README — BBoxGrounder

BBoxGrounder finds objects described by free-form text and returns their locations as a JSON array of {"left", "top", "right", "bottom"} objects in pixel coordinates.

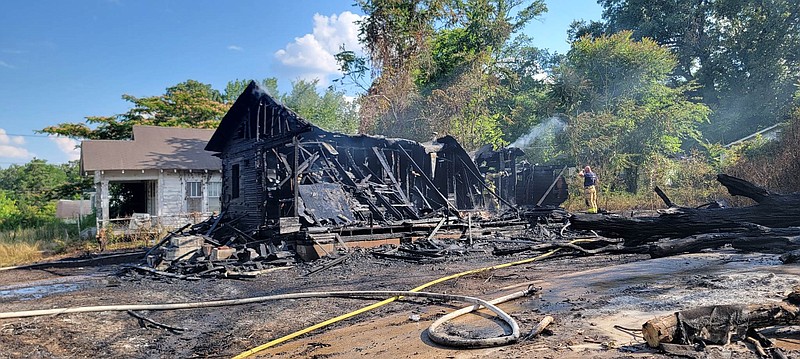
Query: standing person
[{"left": 578, "top": 166, "right": 598, "bottom": 213}]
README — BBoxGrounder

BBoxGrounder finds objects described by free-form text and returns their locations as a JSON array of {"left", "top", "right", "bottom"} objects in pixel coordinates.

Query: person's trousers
[{"left": 584, "top": 185, "right": 597, "bottom": 213}]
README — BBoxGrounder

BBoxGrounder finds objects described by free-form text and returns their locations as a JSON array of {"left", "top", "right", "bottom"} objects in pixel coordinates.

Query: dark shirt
[{"left": 583, "top": 172, "right": 597, "bottom": 187}]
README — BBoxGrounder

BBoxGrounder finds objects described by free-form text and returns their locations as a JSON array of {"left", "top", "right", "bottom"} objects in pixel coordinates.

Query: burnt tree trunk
[
  {"left": 571, "top": 174, "right": 800, "bottom": 245},
  {"left": 648, "top": 227, "right": 800, "bottom": 258},
  {"left": 642, "top": 290, "right": 800, "bottom": 347}
]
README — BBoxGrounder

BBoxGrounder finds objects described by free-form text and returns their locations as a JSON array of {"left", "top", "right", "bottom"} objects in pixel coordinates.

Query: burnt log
[
  {"left": 642, "top": 290, "right": 800, "bottom": 348},
  {"left": 571, "top": 174, "right": 800, "bottom": 245},
  {"left": 648, "top": 228, "right": 800, "bottom": 258}
]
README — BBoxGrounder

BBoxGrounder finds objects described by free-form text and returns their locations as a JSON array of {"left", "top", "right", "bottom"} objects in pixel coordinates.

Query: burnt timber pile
[
  {"left": 196, "top": 81, "right": 566, "bottom": 260},
  {"left": 569, "top": 174, "right": 800, "bottom": 259}
]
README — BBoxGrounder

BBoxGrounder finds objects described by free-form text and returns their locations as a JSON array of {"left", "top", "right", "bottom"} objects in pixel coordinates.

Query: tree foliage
[
  {"left": 41, "top": 80, "right": 232, "bottom": 140},
  {"left": 553, "top": 32, "right": 710, "bottom": 192},
  {"left": 41, "top": 78, "right": 358, "bottom": 140},
  {"left": 0, "top": 159, "right": 89, "bottom": 229},
  {"left": 281, "top": 79, "right": 359, "bottom": 134},
  {"left": 346, "top": 0, "right": 548, "bottom": 149},
  {"left": 575, "top": 0, "right": 800, "bottom": 143},
  {"left": 0, "top": 191, "right": 20, "bottom": 228},
  {"left": 725, "top": 105, "right": 800, "bottom": 192}
]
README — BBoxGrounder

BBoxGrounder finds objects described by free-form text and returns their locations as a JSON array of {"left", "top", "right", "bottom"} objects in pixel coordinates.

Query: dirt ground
[{"left": 1, "top": 246, "right": 799, "bottom": 358}]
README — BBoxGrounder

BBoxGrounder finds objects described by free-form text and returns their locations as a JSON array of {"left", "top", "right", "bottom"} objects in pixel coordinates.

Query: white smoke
[{"left": 509, "top": 117, "right": 566, "bottom": 149}]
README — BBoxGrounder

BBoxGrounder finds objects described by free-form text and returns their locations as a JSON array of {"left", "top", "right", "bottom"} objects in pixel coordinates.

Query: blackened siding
[{"left": 220, "top": 126, "right": 266, "bottom": 231}]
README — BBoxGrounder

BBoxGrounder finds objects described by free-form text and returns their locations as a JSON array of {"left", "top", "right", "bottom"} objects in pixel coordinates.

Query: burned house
[
  {"left": 81, "top": 126, "right": 222, "bottom": 233},
  {"left": 204, "top": 81, "right": 512, "bottom": 245},
  {"left": 473, "top": 145, "right": 568, "bottom": 209}
]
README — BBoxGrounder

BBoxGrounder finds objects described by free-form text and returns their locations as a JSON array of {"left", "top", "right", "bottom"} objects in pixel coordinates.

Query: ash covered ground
[{"left": 1, "top": 238, "right": 799, "bottom": 359}]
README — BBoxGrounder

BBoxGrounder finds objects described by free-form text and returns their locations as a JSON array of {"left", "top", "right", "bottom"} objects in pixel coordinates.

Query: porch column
[{"left": 95, "top": 173, "right": 109, "bottom": 229}]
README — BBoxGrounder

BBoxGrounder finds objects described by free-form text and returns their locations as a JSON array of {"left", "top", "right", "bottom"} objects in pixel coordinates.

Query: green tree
[
  {"left": 282, "top": 79, "right": 359, "bottom": 134},
  {"left": 40, "top": 80, "right": 238, "bottom": 140},
  {"left": 344, "top": 0, "right": 547, "bottom": 149},
  {"left": 0, "top": 159, "right": 85, "bottom": 228},
  {"left": 223, "top": 78, "right": 280, "bottom": 104},
  {"left": 0, "top": 191, "right": 20, "bottom": 228},
  {"left": 576, "top": 0, "right": 800, "bottom": 143},
  {"left": 42, "top": 78, "right": 356, "bottom": 139},
  {"left": 492, "top": 35, "right": 561, "bottom": 145},
  {"left": 553, "top": 32, "right": 710, "bottom": 192}
]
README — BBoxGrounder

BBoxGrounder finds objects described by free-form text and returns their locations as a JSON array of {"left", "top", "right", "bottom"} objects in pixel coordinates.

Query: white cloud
[
  {"left": 0, "top": 60, "right": 15, "bottom": 69},
  {"left": 0, "top": 145, "right": 31, "bottom": 158},
  {"left": 49, "top": 135, "right": 80, "bottom": 161},
  {"left": 274, "top": 11, "right": 365, "bottom": 84},
  {"left": 227, "top": 45, "right": 243, "bottom": 51},
  {"left": 0, "top": 129, "right": 31, "bottom": 159}
]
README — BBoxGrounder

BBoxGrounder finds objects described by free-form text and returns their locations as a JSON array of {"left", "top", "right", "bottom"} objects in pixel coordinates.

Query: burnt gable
[{"left": 205, "top": 80, "right": 312, "bottom": 153}]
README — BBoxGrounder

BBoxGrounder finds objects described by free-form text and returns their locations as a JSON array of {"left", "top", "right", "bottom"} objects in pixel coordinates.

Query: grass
[
  {"left": 0, "top": 220, "right": 97, "bottom": 267},
  {"left": 0, "top": 229, "right": 159, "bottom": 268},
  {"left": 0, "top": 241, "right": 44, "bottom": 267}
]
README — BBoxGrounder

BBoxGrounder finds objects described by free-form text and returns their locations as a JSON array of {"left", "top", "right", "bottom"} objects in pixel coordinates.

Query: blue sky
[{"left": 0, "top": 0, "right": 601, "bottom": 167}]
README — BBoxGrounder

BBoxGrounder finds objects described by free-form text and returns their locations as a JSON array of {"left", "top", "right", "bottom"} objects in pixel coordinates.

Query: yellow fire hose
[{"left": 233, "top": 239, "right": 593, "bottom": 358}]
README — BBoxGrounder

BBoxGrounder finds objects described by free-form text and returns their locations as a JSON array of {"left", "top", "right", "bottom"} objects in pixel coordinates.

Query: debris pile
[
  {"left": 134, "top": 208, "right": 579, "bottom": 278},
  {"left": 133, "top": 214, "right": 295, "bottom": 279}
]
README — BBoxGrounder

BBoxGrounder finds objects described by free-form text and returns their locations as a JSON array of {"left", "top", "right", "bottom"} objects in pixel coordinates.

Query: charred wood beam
[
  {"left": 413, "top": 185, "right": 433, "bottom": 209},
  {"left": 228, "top": 225, "right": 258, "bottom": 243},
  {"left": 492, "top": 242, "right": 641, "bottom": 256},
  {"left": 355, "top": 193, "right": 388, "bottom": 222},
  {"left": 397, "top": 145, "right": 461, "bottom": 217},
  {"left": 358, "top": 160, "right": 387, "bottom": 186},
  {"left": 373, "top": 191, "right": 405, "bottom": 220},
  {"left": 371, "top": 250, "right": 444, "bottom": 263},
  {"left": 304, "top": 251, "right": 355, "bottom": 276},
  {"left": 205, "top": 211, "right": 225, "bottom": 237},
  {"left": 461, "top": 166, "right": 478, "bottom": 208},
  {"left": 371, "top": 147, "right": 412, "bottom": 205},
  {"left": 571, "top": 211, "right": 746, "bottom": 245},
  {"left": 456, "top": 156, "right": 518, "bottom": 213},
  {"left": 127, "top": 265, "right": 200, "bottom": 280},
  {"left": 293, "top": 142, "right": 313, "bottom": 157},
  {"left": 342, "top": 149, "right": 369, "bottom": 182},
  {"left": 570, "top": 181, "right": 800, "bottom": 245},
  {"left": 647, "top": 228, "right": 800, "bottom": 258},
  {"left": 425, "top": 217, "right": 447, "bottom": 241},
  {"left": 293, "top": 136, "right": 300, "bottom": 217},
  {"left": 397, "top": 247, "right": 444, "bottom": 258},
  {"left": 535, "top": 166, "right": 567, "bottom": 207},
  {"left": 653, "top": 186, "right": 675, "bottom": 208},
  {"left": 571, "top": 175, "right": 800, "bottom": 244},
  {"left": 780, "top": 249, "right": 800, "bottom": 264},
  {"left": 272, "top": 148, "right": 293, "bottom": 178},
  {"left": 386, "top": 191, "right": 420, "bottom": 219},
  {"left": 322, "top": 147, "right": 359, "bottom": 188},
  {"left": 295, "top": 153, "right": 320, "bottom": 176},
  {"left": 344, "top": 149, "right": 384, "bottom": 184},
  {"left": 127, "top": 310, "right": 187, "bottom": 333},
  {"left": 718, "top": 174, "right": 773, "bottom": 203}
]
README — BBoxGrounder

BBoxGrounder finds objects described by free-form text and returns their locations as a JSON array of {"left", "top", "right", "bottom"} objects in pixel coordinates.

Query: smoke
[{"left": 509, "top": 117, "right": 566, "bottom": 149}]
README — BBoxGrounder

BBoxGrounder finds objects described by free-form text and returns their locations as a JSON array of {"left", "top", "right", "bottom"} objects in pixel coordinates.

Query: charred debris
[{"left": 136, "top": 81, "right": 571, "bottom": 278}]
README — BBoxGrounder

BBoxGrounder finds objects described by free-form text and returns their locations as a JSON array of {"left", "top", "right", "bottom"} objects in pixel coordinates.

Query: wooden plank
[{"left": 371, "top": 147, "right": 412, "bottom": 204}]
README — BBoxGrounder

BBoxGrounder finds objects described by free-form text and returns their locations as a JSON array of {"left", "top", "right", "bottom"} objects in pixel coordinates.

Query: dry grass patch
[{"left": 0, "top": 241, "right": 44, "bottom": 266}]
